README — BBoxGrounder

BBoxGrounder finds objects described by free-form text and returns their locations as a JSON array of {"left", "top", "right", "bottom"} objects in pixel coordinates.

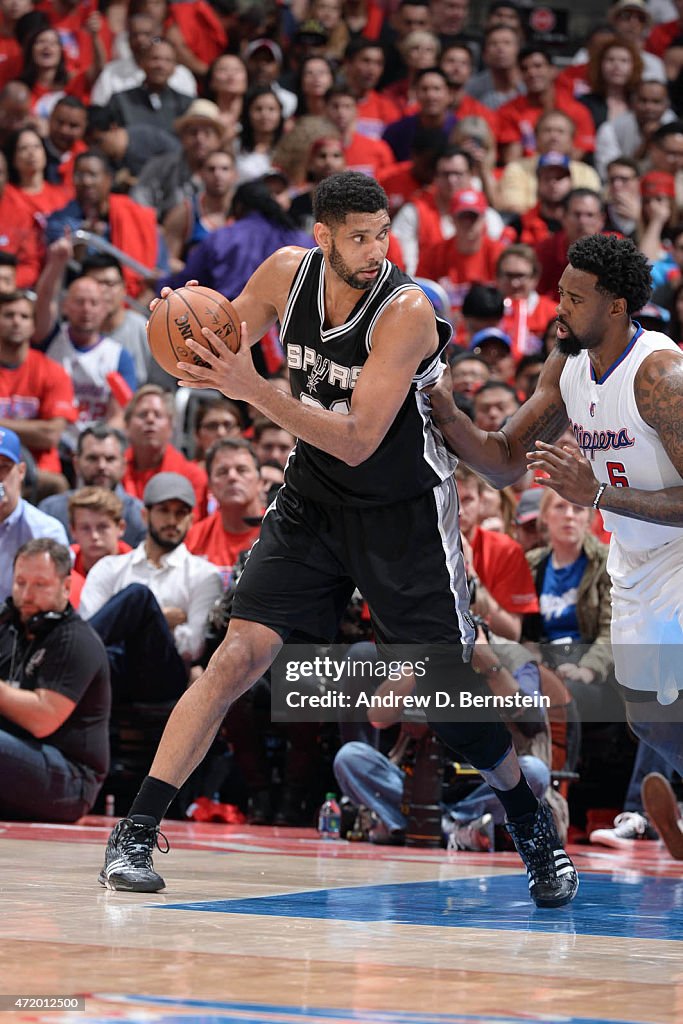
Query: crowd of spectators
[{"left": 0, "top": 0, "right": 680, "bottom": 848}]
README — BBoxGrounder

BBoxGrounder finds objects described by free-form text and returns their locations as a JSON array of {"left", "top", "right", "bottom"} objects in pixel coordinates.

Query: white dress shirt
[
  {"left": 90, "top": 58, "right": 198, "bottom": 107},
  {"left": 79, "top": 542, "right": 223, "bottom": 660}
]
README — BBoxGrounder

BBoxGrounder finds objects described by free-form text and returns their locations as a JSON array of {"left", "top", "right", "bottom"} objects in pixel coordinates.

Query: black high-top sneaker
[
  {"left": 506, "top": 801, "right": 579, "bottom": 908},
  {"left": 98, "top": 816, "right": 169, "bottom": 892}
]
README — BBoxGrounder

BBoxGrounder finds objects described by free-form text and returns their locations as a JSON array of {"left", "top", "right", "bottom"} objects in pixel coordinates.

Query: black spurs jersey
[{"left": 281, "top": 248, "right": 455, "bottom": 506}]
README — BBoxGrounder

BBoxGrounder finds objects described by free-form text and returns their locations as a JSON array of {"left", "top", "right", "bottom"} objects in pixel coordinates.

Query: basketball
[{"left": 146, "top": 285, "right": 241, "bottom": 377}]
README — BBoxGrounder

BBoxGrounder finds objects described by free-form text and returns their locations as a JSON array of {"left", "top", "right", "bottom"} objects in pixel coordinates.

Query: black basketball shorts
[{"left": 232, "top": 476, "right": 475, "bottom": 648}]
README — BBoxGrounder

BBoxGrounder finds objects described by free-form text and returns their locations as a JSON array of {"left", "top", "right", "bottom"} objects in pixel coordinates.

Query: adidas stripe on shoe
[
  {"left": 98, "top": 815, "right": 169, "bottom": 893},
  {"left": 506, "top": 801, "right": 579, "bottom": 908}
]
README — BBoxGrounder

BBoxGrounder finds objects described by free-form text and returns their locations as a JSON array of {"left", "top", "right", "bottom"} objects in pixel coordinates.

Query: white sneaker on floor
[
  {"left": 589, "top": 811, "right": 657, "bottom": 849},
  {"left": 447, "top": 813, "right": 494, "bottom": 852}
]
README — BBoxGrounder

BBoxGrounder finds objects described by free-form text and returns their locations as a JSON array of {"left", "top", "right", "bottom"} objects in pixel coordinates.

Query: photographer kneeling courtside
[{"left": 0, "top": 538, "right": 110, "bottom": 821}]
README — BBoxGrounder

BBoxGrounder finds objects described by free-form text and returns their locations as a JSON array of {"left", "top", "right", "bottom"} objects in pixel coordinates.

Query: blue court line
[
  {"left": 92, "top": 995, "right": 640, "bottom": 1024},
  {"left": 158, "top": 873, "right": 683, "bottom": 941}
]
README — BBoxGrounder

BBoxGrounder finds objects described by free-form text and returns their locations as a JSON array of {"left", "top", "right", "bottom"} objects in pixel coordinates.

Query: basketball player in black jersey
[{"left": 99, "top": 172, "right": 578, "bottom": 907}]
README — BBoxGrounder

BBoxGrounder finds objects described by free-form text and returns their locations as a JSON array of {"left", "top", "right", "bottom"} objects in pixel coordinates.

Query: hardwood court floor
[{"left": 1, "top": 817, "right": 682, "bottom": 1024}]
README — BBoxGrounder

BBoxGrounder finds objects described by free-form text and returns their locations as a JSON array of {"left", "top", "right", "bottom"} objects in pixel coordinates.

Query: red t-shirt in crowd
[
  {"left": 470, "top": 525, "right": 539, "bottom": 615},
  {"left": 646, "top": 19, "right": 683, "bottom": 58},
  {"left": 355, "top": 91, "right": 402, "bottom": 140},
  {"left": 454, "top": 93, "right": 499, "bottom": 134},
  {"left": 70, "top": 539, "right": 132, "bottom": 577},
  {"left": 52, "top": 140, "right": 88, "bottom": 191},
  {"left": 377, "top": 161, "right": 422, "bottom": 214},
  {"left": 0, "top": 188, "right": 42, "bottom": 287},
  {"left": 0, "top": 349, "right": 77, "bottom": 472},
  {"left": 36, "top": 0, "right": 113, "bottom": 77},
  {"left": 535, "top": 229, "right": 571, "bottom": 300},
  {"left": 167, "top": 0, "right": 228, "bottom": 65},
  {"left": 380, "top": 89, "right": 500, "bottom": 125},
  {"left": 344, "top": 131, "right": 395, "bottom": 177},
  {"left": 497, "top": 91, "right": 596, "bottom": 155},
  {"left": 417, "top": 234, "right": 505, "bottom": 284},
  {"left": 359, "top": 0, "right": 384, "bottom": 39},
  {"left": 185, "top": 510, "right": 261, "bottom": 588},
  {"left": 417, "top": 234, "right": 507, "bottom": 316},
  {"left": 122, "top": 445, "right": 208, "bottom": 520},
  {"left": 554, "top": 63, "right": 590, "bottom": 101},
  {"left": 0, "top": 37, "right": 22, "bottom": 88},
  {"left": 519, "top": 204, "right": 558, "bottom": 247},
  {"left": 411, "top": 190, "right": 445, "bottom": 255},
  {"left": 8, "top": 181, "right": 72, "bottom": 223}
]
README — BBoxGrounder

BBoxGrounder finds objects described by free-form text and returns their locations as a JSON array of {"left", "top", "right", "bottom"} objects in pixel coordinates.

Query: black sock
[
  {"left": 490, "top": 773, "right": 539, "bottom": 823},
  {"left": 128, "top": 776, "right": 178, "bottom": 824}
]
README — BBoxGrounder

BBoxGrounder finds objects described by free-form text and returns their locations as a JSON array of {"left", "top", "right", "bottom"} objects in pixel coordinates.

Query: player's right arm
[{"left": 429, "top": 349, "right": 569, "bottom": 488}]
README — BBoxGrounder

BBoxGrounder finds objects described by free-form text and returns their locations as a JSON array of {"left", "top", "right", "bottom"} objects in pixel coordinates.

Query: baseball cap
[
  {"left": 295, "top": 18, "right": 329, "bottom": 45},
  {"left": 640, "top": 170, "right": 676, "bottom": 198},
  {"left": 0, "top": 426, "right": 21, "bottom": 463},
  {"left": 451, "top": 188, "right": 487, "bottom": 217},
  {"left": 143, "top": 472, "right": 196, "bottom": 510},
  {"left": 537, "top": 151, "right": 571, "bottom": 174},
  {"left": 245, "top": 38, "right": 283, "bottom": 64},
  {"left": 469, "top": 327, "right": 512, "bottom": 351},
  {"left": 514, "top": 488, "right": 543, "bottom": 525},
  {"left": 610, "top": 0, "right": 651, "bottom": 20}
]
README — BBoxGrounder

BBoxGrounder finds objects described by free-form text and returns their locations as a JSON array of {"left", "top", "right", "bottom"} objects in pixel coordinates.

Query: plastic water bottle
[{"left": 317, "top": 792, "right": 341, "bottom": 840}]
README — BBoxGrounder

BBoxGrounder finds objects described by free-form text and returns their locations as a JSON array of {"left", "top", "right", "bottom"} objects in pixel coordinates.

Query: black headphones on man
[{"left": 0, "top": 599, "right": 71, "bottom": 639}]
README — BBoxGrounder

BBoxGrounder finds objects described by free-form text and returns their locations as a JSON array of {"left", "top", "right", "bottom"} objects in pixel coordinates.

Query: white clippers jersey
[
  {"left": 559, "top": 324, "right": 683, "bottom": 552},
  {"left": 47, "top": 327, "right": 125, "bottom": 443}
]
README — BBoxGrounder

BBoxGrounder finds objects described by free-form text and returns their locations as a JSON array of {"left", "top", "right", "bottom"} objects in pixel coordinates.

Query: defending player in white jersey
[{"left": 429, "top": 234, "right": 683, "bottom": 859}]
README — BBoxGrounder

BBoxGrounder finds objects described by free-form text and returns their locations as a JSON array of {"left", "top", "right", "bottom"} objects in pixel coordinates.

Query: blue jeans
[
  {"left": 333, "top": 740, "right": 550, "bottom": 832},
  {"left": 334, "top": 741, "right": 406, "bottom": 832},
  {"left": 0, "top": 728, "right": 100, "bottom": 821},
  {"left": 88, "top": 583, "right": 187, "bottom": 704}
]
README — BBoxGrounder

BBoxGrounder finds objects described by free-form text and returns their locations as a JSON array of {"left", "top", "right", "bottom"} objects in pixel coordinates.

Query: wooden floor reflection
[{"left": 1, "top": 817, "right": 682, "bottom": 1024}]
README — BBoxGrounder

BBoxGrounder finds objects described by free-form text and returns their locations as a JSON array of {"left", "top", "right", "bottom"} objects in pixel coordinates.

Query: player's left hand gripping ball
[
  {"left": 179, "top": 316, "right": 257, "bottom": 404},
  {"left": 146, "top": 285, "right": 240, "bottom": 378}
]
